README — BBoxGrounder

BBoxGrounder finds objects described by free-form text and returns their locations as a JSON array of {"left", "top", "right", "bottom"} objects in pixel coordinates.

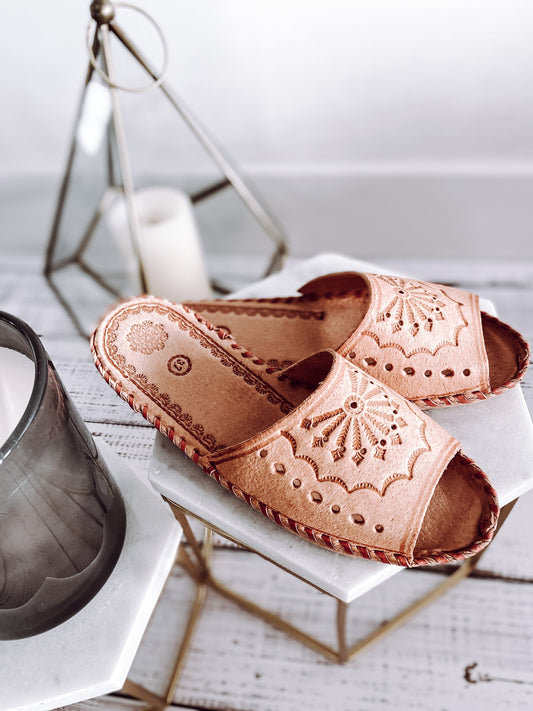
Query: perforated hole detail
[
  {"left": 364, "top": 357, "right": 377, "bottom": 366},
  {"left": 311, "top": 491, "right": 323, "bottom": 503},
  {"left": 259, "top": 449, "right": 268, "bottom": 458},
  {"left": 424, "top": 369, "right": 432, "bottom": 377},
  {"left": 442, "top": 369, "right": 454, "bottom": 377},
  {"left": 274, "top": 463, "right": 285, "bottom": 474},
  {"left": 385, "top": 363, "right": 393, "bottom": 371},
  {"left": 352, "top": 513, "right": 365, "bottom": 525},
  {"left": 375, "top": 524, "right": 384, "bottom": 533},
  {"left": 331, "top": 505, "right": 340, "bottom": 514},
  {"left": 403, "top": 367, "right": 415, "bottom": 376},
  {"left": 292, "top": 478, "right": 301, "bottom": 488},
  {"left": 463, "top": 368, "right": 471, "bottom": 376}
]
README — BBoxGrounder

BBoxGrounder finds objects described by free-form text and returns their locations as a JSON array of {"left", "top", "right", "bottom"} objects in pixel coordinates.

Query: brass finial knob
[{"left": 90, "top": 0, "right": 115, "bottom": 25}]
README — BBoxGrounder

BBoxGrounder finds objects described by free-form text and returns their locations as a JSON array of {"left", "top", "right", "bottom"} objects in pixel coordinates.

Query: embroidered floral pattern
[
  {"left": 375, "top": 276, "right": 446, "bottom": 336},
  {"left": 301, "top": 369, "right": 406, "bottom": 466},
  {"left": 126, "top": 321, "right": 168, "bottom": 355}
]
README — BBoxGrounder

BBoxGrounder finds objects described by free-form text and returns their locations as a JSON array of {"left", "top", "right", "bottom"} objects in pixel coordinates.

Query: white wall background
[{"left": 1, "top": 0, "right": 533, "bottom": 258}]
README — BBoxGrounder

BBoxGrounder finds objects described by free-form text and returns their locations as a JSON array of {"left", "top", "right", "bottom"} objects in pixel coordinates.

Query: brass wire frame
[
  {"left": 44, "top": 0, "right": 288, "bottom": 338},
  {"left": 142, "top": 497, "right": 517, "bottom": 706}
]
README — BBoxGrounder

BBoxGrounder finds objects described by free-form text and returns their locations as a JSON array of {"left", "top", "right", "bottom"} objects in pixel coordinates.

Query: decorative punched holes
[
  {"left": 331, "top": 504, "right": 340, "bottom": 514},
  {"left": 441, "top": 369, "right": 454, "bottom": 378},
  {"left": 274, "top": 463, "right": 285, "bottom": 474},
  {"left": 259, "top": 449, "right": 268, "bottom": 458},
  {"left": 348, "top": 351, "right": 356, "bottom": 359},
  {"left": 375, "top": 524, "right": 384, "bottom": 533},
  {"left": 463, "top": 368, "right": 471, "bottom": 376},
  {"left": 292, "top": 478, "right": 302, "bottom": 488},
  {"left": 385, "top": 363, "right": 393, "bottom": 371},
  {"left": 352, "top": 513, "right": 365, "bottom": 525},
  {"left": 364, "top": 357, "right": 377, "bottom": 366},
  {"left": 310, "top": 491, "right": 323, "bottom": 503},
  {"left": 424, "top": 370, "right": 432, "bottom": 378},
  {"left": 403, "top": 367, "right": 415, "bottom": 376}
]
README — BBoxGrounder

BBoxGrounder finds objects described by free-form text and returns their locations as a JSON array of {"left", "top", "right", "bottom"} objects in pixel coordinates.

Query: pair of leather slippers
[{"left": 91, "top": 272, "right": 529, "bottom": 567}]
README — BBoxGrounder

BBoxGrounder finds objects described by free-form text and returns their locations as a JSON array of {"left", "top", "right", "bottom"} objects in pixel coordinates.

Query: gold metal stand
[{"left": 156, "top": 497, "right": 517, "bottom": 700}]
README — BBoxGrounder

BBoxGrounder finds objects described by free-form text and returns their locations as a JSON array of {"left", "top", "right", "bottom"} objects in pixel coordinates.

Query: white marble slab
[
  {"left": 149, "top": 254, "right": 533, "bottom": 603},
  {"left": 2, "top": 438, "right": 181, "bottom": 711}
]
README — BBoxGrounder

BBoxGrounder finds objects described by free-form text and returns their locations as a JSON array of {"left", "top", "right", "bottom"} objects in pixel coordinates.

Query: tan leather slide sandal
[
  {"left": 91, "top": 296, "right": 499, "bottom": 566},
  {"left": 186, "top": 272, "right": 529, "bottom": 408}
]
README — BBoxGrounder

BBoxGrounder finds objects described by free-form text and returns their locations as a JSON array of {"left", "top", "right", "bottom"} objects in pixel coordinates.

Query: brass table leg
[
  {"left": 121, "top": 679, "right": 167, "bottom": 709},
  {"left": 161, "top": 524, "right": 213, "bottom": 704},
  {"left": 161, "top": 497, "right": 518, "bottom": 676}
]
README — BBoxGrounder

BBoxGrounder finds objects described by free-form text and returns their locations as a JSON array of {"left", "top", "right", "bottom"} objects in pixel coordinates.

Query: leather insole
[{"left": 187, "top": 293, "right": 522, "bottom": 393}]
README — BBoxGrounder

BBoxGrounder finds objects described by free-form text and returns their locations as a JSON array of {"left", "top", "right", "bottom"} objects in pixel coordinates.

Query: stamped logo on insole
[{"left": 167, "top": 354, "right": 192, "bottom": 376}]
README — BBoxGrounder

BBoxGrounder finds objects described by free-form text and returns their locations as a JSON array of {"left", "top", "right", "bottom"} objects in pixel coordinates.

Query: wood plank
[{"left": 61, "top": 550, "right": 533, "bottom": 711}]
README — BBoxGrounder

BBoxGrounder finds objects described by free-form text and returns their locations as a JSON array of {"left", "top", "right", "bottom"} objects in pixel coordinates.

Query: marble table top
[
  {"left": 2, "top": 438, "right": 181, "bottom": 711},
  {"left": 149, "top": 254, "right": 533, "bottom": 603}
]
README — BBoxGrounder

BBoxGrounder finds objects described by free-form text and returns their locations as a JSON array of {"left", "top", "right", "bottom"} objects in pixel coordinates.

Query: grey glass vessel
[{"left": 0, "top": 311, "right": 126, "bottom": 640}]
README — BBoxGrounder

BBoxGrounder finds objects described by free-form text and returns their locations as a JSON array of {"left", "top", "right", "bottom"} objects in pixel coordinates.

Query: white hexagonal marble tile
[{"left": 2, "top": 438, "right": 181, "bottom": 711}]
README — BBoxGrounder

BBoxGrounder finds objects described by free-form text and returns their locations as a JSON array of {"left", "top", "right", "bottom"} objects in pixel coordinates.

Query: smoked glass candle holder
[{"left": 0, "top": 311, "right": 126, "bottom": 640}]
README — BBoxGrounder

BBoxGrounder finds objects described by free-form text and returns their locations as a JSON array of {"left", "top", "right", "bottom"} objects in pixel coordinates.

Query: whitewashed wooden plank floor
[{"left": 1, "top": 252, "right": 532, "bottom": 711}]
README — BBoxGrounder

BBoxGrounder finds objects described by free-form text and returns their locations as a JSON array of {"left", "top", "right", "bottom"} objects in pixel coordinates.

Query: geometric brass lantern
[{"left": 44, "top": 0, "right": 288, "bottom": 337}]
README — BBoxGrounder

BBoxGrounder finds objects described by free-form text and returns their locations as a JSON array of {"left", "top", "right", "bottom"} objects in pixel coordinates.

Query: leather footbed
[{"left": 186, "top": 282, "right": 526, "bottom": 401}]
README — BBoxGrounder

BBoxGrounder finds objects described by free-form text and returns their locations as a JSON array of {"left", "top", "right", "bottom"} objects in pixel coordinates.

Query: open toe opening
[
  {"left": 414, "top": 453, "right": 494, "bottom": 558},
  {"left": 482, "top": 313, "right": 529, "bottom": 392}
]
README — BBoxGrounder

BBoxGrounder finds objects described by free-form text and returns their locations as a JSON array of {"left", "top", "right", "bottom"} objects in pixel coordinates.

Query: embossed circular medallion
[{"left": 167, "top": 354, "right": 192, "bottom": 376}]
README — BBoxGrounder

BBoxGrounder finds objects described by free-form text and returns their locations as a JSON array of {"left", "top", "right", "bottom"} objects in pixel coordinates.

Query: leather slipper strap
[
  {"left": 300, "top": 272, "right": 491, "bottom": 401},
  {"left": 205, "top": 350, "right": 462, "bottom": 560}
]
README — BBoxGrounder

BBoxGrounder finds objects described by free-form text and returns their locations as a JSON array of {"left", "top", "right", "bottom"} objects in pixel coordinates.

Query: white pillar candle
[
  {"left": 108, "top": 187, "right": 212, "bottom": 303},
  {"left": 0, "top": 348, "right": 35, "bottom": 447}
]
